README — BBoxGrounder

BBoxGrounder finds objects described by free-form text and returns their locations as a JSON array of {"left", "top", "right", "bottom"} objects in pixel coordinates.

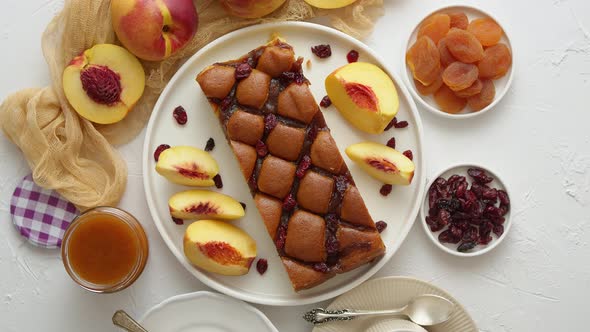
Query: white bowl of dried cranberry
[{"left": 420, "top": 163, "right": 512, "bottom": 257}]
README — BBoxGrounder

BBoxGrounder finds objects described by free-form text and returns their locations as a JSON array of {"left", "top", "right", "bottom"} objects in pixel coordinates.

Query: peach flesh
[{"left": 344, "top": 82, "right": 378, "bottom": 112}]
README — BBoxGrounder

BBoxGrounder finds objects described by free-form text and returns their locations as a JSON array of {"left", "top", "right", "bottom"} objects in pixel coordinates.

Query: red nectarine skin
[
  {"left": 186, "top": 202, "right": 219, "bottom": 215},
  {"left": 344, "top": 82, "right": 378, "bottom": 112},
  {"left": 198, "top": 241, "right": 243, "bottom": 265},
  {"left": 175, "top": 163, "right": 209, "bottom": 179},
  {"left": 117, "top": 0, "right": 198, "bottom": 61},
  {"left": 367, "top": 158, "right": 399, "bottom": 174}
]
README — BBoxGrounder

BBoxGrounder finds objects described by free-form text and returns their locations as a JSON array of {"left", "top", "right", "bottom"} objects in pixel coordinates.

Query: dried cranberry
[
  {"left": 240, "top": 202, "right": 247, "bottom": 211},
  {"left": 478, "top": 235, "right": 493, "bottom": 245},
  {"left": 220, "top": 96, "right": 232, "bottom": 112},
  {"left": 326, "top": 236, "right": 339, "bottom": 255},
  {"left": 498, "top": 190, "right": 510, "bottom": 205},
  {"left": 482, "top": 187, "right": 498, "bottom": 201},
  {"left": 335, "top": 176, "right": 349, "bottom": 196},
  {"left": 465, "top": 190, "right": 477, "bottom": 203},
  {"left": 282, "top": 194, "right": 297, "bottom": 211},
  {"left": 493, "top": 216, "right": 505, "bottom": 225},
  {"left": 438, "top": 230, "right": 454, "bottom": 243},
  {"left": 248, "top": 174, "right": 258, "bottom": 191},
  {"left": 173, "top": 106, "right": 188, "bottom": 125},
  {"left": 213, "top": 174, "right": 223, "bottom": 189},
  {"left": 264, "top": 114, "right": 278, "bottom": 133},
  {"left": 320, "top": 95, "right": 332, "bottom": 108},
  {"left": 311, "top": 44, "right": 332, "bottom": 58},
  {"left": 325, "top": 214, "right": 339, "bottom": 233},
  {"left": 235, "top": 62, "right": 252, "bottom": 80},
  {"left": 493, "top": 224, "right": 504, "bottom": 237},
  {"left": 484, "top": 205, "right": 501, "bottom": 218},
  {"left": 153, "top": 144, "right": 170, "bottom": 161},
  {"left": 468, "top": 167, "right": 494, "bottom": 184},
  {"left": 463, "top": 226, "right": 479, "bottom": 242},
  {"left": 204, "top": 138, "right": 215, "bottom": 152},
  {"left": 450, "top": 225, "right": 463, "bottom": 239},
  {"left": 470, "top": 183, "right": 484, "bottom": 198},
  {"left": 403, "top": 150, "right": 413, "bottom": 160},
  {"left": 172, "top": 217, "right": 184, "bottom": 225},
  {"left": 375, "top": 220, "right": 388, "bottom": 233},
  {"left": 380, "top": 184, "right": 392, "bottom": 196},
  {"left": 394, "top": 120, "right": 409, "bottom": 128},
  {"left": 384, "top": 118, "right": 396, "bottom": 131},
  {"left": 386, "top": 137, "right": 396, "bottom": 149},
  {"left": 312, "top": 263, "right": 329, "bottom": 273},
  {"left": 296, "top": 155, "right": 311, "bottom": 178},
  {"left": 499, "top": 205, "right": 509, "bottom": 216},
  {"left": 256, "top": 259, "right": 268, "bottom": 275},
  {"left": 428, "top": 187, "right": 438, "bottom": 209},
  {"left": 275, "top": 226, "right": 287, "bottom": 250},
  {"left": 347, "top": 50, "right": 359, "bottom": 63},
  {"left": 458, "top": 241, "right": 477, "bottom": 252},
  {"left": 438, "top": 209, "right": 451, "bottom": 226},
  {"left": 307, "top": 125, "right": 318, "bottom": 141},
  {"left": 428, "top": 207, "right": 439, "bottom": 218},
  {"left": 456, "top": 182, "right": 467, "bottom": 198},
  {"left": 429, "top": 220, "right": 444, "bottom": 232},
  {"left": 256, "top": 140, "right": 268, "bottom": 157}
]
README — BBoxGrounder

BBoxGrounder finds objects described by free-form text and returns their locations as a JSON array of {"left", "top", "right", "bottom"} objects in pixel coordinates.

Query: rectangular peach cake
[{"left": 196, "top": 38, "right": 385, "bottom": 291}]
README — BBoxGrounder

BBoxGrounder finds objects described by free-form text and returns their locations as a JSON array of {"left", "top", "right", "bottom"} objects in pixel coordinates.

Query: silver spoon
[
  {"left": 303, "top": 294, "right": 454, "bottom": 326},
  {"left": 113, "top": 310, "right": 148, "bottom": 332}
]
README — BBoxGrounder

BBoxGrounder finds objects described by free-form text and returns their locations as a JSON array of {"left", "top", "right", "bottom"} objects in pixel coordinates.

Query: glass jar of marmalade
[{"left": 61, "top": 206, "right": 148, "bottom": 293}]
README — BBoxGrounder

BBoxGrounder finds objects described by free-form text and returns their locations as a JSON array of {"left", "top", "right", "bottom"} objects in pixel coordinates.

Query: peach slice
[
  {"left": 169, "top": 190, "right": 245, "bottom": 220},
  {"left": 62, "top": 44, "right": 145, "bottom": 124},
  {"left": 345, "top": 142, "right": 415, "bottom": 185},
  {"left": 304, "top": 0, "right": 358, "bottom": 9},
  {"left": 156, "top": 146, "right": 219, "bottom": 186},
  {"left": 184, "top": 220, "right": 256, "bottom": 276},
  {"left": 325, "top": 62, "right": 399, "bottom": 134}
]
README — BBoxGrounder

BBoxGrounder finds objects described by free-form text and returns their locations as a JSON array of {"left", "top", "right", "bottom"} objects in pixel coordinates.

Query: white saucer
[{"left": 139, "top": 291, "right": 278, "bottom": 332}]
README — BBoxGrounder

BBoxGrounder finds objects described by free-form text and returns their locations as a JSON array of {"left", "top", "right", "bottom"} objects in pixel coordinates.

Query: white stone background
[{"left": 1, "top": 0, "right": 589, "bottom": 331}]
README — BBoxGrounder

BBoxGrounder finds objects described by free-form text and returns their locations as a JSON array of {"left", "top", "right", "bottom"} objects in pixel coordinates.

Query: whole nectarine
[{"left": 111, "top": 0, "right": 198, "bottom": 61}]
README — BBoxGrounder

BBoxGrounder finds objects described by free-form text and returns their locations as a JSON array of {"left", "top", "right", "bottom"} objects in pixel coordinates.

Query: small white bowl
[
  {"left": 402, "top": 4, "right": 515, "bottom": 119},
  {"left": 420, "top": 163, "right": 512, "bottom": 257},
  {"left": 366, "top": 318, "right": 428, "bottom": 332}
]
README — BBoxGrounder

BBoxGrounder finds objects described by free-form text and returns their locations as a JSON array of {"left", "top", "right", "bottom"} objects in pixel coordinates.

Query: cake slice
[{"left": 196, "top": 38, "right": 385, "bottom": 291}]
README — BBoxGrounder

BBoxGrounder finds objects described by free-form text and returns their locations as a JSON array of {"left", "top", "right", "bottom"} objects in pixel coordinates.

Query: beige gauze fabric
[{"left": 0, "top": 0, "right": 384, "bottom": 211}]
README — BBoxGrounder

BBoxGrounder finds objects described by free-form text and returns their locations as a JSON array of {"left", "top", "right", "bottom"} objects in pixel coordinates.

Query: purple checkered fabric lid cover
[{"left": 10, "top": 174, "right": 79, "bottom": 249}]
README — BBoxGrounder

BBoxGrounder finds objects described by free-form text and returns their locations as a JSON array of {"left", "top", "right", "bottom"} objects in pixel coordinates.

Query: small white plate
[
  {"left": 366, "top": 318, "right": 428, "bottom": 332},
  {"left": 139, "top": 291, "right": 278, "bottom": 332},
  {"left": 420, "top": 163, "right": 512, "bottom": 257},
  {"left": 142, "top": 21, "right": 425, "bottom": 305},
  {"left": 402, "top": 4, "right": 515, "bottom": 119},
  {"left": 312, "top": 277, "right": 477, "bottom": 332}
]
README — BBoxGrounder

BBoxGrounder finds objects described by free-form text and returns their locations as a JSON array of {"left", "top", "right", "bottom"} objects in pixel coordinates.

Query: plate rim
[
  {"left": 142, "top": 21, "right": 426, "bottom": 306},
  {"left": 138, "top": 290, "right": 278, "bottom": 331}
]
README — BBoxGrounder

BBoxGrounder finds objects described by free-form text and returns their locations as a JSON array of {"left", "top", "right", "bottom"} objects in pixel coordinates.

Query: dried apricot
[
  {"left": 454, "top": 79, "right": 483, "bottom": 98},
  {"left": 445, "top": 28, "right": 484, "bottom": 63},
  {"left": 406, "top": 36, "right": 441, "bottom": 86},
  {"left": 418, "top": 14, "right": 451, "bottom": 44},
  {"left": 467, "top": 79, "right": 495, "bottom": 111},
  {"left": 415, "top": 74, "right": 444, "bottom": 96},
  {"left": 467, "top": 18, "right": 503, "bottom": 47},
  {"left": 449, "top": 12, "right": 468, "bottom": 30},
  {"left": 434, "top": 85, "right": 467, "bottom": 114},
  {"left": 442, "top": 62, "right": 479, "bottom": 91},
  {"left": 478, "top": 43, "right": 512, "bottom": 79},
  {"left": 438, "top": 38, "right": 457, "bottom": 67}
]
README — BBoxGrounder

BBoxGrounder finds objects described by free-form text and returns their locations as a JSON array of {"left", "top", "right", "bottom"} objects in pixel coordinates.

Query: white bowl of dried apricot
[{"left": 403, "top": 5, "right": 514, "bottom": 118}]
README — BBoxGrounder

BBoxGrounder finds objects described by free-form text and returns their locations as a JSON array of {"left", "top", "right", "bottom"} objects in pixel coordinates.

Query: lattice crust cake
[{"left": 196, "top": 38, "right": 385, "bottom": 291}]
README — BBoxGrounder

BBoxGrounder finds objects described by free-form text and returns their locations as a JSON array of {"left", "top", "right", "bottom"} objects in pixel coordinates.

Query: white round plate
[
  {"left": 139, "top": 291, "right": 278, "bottom": 332},
  {"left": 142, "top": 22, "right": 425, "bottom": 306},
  {"left": 312, "top": 277, "right": 477, "bottom": 332},
  {"left": 366, "top": 318, "right": 428, "bottom": 332},
  {"left": 402, "top": 4, "right": 515, "bottom": 119},
  {"left": 420, "top": 163, "right": 512, "bottom": 257}
]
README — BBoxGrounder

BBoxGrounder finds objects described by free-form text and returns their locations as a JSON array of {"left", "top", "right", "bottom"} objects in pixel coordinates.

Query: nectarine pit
[
  {"left": 80, "top": 65, "right": 122, "bottom": 105},
  {"left": 198, "top": 241, "right": 249, "bottom": 266},
  {"left": 344, "top": 82, "right": 378, "bottom": 112},
  {"left": 367, "top": 158, "right": 399, "bottom": 174}
]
